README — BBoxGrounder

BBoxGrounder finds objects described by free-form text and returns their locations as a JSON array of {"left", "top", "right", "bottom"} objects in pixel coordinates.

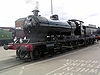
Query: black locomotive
[{"left": 4, "top": 10, "right": 97, "bottom": 61}]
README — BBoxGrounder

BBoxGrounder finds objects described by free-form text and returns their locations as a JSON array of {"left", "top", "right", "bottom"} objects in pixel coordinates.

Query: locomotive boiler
[
  {"left": 4, "top": 10, "right": 96, "bottom": 61},
  {"left": 23, "top": 10, "right": 76, "bottom": 42}
]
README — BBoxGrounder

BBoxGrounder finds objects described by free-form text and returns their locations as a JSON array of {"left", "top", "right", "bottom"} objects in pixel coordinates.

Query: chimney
[{"left": 32, "top": 10, "right": 39, "bottom": 16}]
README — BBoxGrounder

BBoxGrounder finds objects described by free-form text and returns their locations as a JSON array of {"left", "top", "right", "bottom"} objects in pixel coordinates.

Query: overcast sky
[{"left": 0, "top": 0, "right": 100, "bottom": 27}]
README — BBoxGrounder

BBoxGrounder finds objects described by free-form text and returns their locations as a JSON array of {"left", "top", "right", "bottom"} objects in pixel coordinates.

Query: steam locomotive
[{"left": 4, "top": 10, "right": 97, "bottom": 61}]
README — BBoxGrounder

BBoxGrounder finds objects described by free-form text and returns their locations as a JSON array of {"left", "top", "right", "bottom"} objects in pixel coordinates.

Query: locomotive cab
[{"left": 68, "top": 19, "right": 85, "bottom": 37}]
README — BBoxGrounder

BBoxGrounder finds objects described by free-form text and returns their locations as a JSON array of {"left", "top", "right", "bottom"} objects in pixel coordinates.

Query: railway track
[{"left": 0, "top": 57, "right": 25, "bottom": 73}]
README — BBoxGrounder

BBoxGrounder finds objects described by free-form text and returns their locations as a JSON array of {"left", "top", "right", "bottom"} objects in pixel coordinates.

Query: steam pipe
[{"left": 51, "top": 0, "right": 53, "bottom": 15}]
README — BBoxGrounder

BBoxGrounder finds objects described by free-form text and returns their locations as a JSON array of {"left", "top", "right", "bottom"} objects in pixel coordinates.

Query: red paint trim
[
  {"left": 8, "top": 43, "right": 33, "bottom": 51},
  {"left": 96, "top": 36, "right": 100, "bottom": 37}
]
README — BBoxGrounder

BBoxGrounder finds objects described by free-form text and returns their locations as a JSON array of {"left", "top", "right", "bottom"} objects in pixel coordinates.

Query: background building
[
  {"left": 15, "top": 18, "right": 26, "bottom": 38},
  {"left": 15, "top": 18, "right": 25, "bottom": 29}
]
